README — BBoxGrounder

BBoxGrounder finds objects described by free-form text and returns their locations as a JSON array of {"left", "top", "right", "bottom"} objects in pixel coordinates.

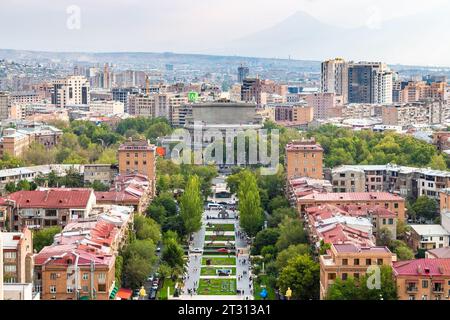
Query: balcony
[{"left": 406, "top": 285, "right": 418, "bottom": 293}]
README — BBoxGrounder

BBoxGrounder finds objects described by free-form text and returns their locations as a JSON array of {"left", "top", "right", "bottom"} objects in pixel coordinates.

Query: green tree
[
  {"left": 123, "top": 255, "right": 152, "bottom": 289},
  {"left": 115, "top": 255, "right": 124, "bottom": 285},
  {"left": 268, "top": 207, "right": 297, "bottom": 228},
  {"left": 251, "top": 228, "right": 280, "bottom": 255},
  {"left": 162, "top": 237, "right": 185, "bottom": 269},
  {"left": 428, "top": 154, "right": 447, "bottom": 170},
  {"left": 394, "top": 244, "right": 414, "bottom": 261},
  {"left": 33, "top": 226, "right": 62, "bottom": 252},
  {"left": 238, "top": 170, "right": 264, "bottom": 237},
  {"left": 267, "top": 195, "right": 289, "bottom": 214},
  {"left": 179, "top": 175, "right": 203, "bottom": 235},
  {"left": 376, "top": 227, "right": 393, "bottom": 247},
  {"left": 358, "top": 266, "right": 397, "bottom": 300},
  {"left": 23, "top": 142, "right": 56, "bottom": 165},
  {"left": 411, "top": 196, "right": 438, "bottom": 221},
  {"left": 88, "top": 180, "right": 109, "bottom": 191},
  {"left": 278, "top": 254, "right": 320, "bottom": 300},
  {"left": 153, "top": 193, "right": 178, "bottom": 216},
  {"left": 326, "top": 277, "right": 360, "bottom": 300},
  {"left": 275, "top": 244, "right": 310, "bottom": 270},
  {"left": 123, "top": 239, "right": 157, "bottom": 263},
  {"left": 275, "top": 216, "right": 307, "bottom": 251},
  {"left": 134, "top": 216, "right": 161, "bottom": 244},
  {"left": 146, "top": 204, "right": 167, "bottom": 225}
]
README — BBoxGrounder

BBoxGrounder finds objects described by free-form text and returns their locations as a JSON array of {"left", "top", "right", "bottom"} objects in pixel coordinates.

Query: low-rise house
[
  {"left": 319, "top": 243, "right": 396, "bottom": 299},
  {"left": 3, "top": 188, "right": 96, "bottom": 231},
  {"left": 408, "top": 224, "right": 450, "bottom": 251},
  {"left": 83, "top": 164, "right": 118, "bottom": 187},
  {"left": 393, "top": 258, "right": 450, "bottom": 300},
  {"left": 296, "top": 192, "right": 406, "bottom": 221},
  {"left": 95, "top": 174, "right": 152, "bottom": 214},
  {"left": 34, "top": 245, "right": 115, "bottom": 300},
  {"left": 426, "top": 247, "right": 450, "bottom": 259}
]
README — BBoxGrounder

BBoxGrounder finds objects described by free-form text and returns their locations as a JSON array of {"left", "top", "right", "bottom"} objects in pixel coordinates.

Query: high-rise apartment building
[
  {"left": 237, "top": 65, "right": 249, "bottom": 83},
  {"left": 321, "top": 58, "right": 348, "bottom": 103},
  {"left": 51, "top": 76, "right": 90, "bottom": 108},
  {"left": 348, "top": 62, "right": 393, "bottom": 104},
  {"left": 285, "top": 139, "right": 324, "bottom": 180},
  {"left": 0, "top": 91, "right": 10, "bottom": 120}
]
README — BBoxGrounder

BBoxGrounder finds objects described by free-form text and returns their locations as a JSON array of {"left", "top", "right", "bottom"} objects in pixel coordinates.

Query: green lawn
[
  {"left": 253, "top": 275, "right": 276, "bottom": 300},
  {"left": 158, "top": 278, "right": 175, "bottom": 300},
  {"left": 202, "top": 256, "right": 236, "bottom": 266},
  {"left": 200, "top": 267, "right": 236, "bottom": 276},
  {"left": 204, "top": 235, "right": 235, "bottom": 241},
  {"left": 197, "top": 278, "right": 236, "bottom": 295},
  {"left": 205, "top": 224, "right": 235, "bottom": 231}
]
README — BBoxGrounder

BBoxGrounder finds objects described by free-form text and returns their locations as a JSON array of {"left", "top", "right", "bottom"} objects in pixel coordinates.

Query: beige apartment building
[
  {"left": 118, "top": 139, "right": 156, "bottom": 198},
  {"left": 320, "top": 243, "right": 396, "bottom": 299},
  {"left": 285, "top": 139, "right": 324, "bottom": 180},
  {"left": 393, "top": 258, "right": 450, "bottom": 300}
]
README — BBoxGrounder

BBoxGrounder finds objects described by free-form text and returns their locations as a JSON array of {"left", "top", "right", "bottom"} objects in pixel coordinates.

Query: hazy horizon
[{"left": 1, "top": 0, "right": 450, "bottom": 66}]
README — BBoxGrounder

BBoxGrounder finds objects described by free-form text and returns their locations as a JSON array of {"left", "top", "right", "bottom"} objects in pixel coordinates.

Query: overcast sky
[{"left": 0, "top": 0, "right": 449, "bottom": 65}]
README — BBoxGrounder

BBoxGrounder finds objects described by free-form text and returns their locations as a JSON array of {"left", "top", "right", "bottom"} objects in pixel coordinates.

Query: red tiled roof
[
  {"left": 95, "top": 191, "right": 139, "bottom": 203},
  {"left": 299, "top": 192, "right": 404, "bottom": 202},
  {"left": 393, "top": 258, "right": 450, "bottom": 276},
  {"left": 7, "top": 189, "right": 93, "bottom": 209}
]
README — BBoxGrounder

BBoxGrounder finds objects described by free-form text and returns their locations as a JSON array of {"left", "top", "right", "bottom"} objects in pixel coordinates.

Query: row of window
[
  {"left": 125, "top": 153, "right": 147, "bottom": 157},
  {"left": 4, "top": 251, "right": 17, "bottom": 259},
  {"left": 50, "top": 272, "right": 106, "bottom": 280},
  {"left": 49, "top": 284, "right": 106, "bottom": 294},
  {"left": 341, "top": 258, "right": 384, "bottom": 266},
  {"left": 126, "top": 161, "right": 147, "bottom": 165}
]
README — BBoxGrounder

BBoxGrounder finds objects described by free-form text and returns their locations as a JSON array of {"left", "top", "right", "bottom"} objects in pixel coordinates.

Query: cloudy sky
[{"left": 1, "top": 0, "right": 449, "bottom": 65}]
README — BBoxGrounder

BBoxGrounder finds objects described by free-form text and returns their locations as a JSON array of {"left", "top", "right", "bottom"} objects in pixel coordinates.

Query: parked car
[
  {"left": 190, "top": 247, "right": 203, "bottom": 254},
  {"left": 152, "top": 279, "right": 159, "bottom": 287},
  {"left": 147, "top": 275, "right": 153, "bottom": 282},
  {"left": 207, "top": 203, "right": 223, "bottom": 210}
]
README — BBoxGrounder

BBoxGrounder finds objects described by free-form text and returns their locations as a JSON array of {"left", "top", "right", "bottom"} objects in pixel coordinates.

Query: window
[
  {"left": 388, "top": 218, "right": 394, "bottom": 225},
  {"left": 377, "top": 259, "right": 383, "bottom": 265},
  {"left": 354, "top": 259, "right": 360, "bottom": 266},
  {"left": 342, "top": 259, "right": 348, "bottom": 265},
  {"left": 134, "top": 161, "right": 138, "bottom": 165},
  {"left": 126, "top": 161, "right": 130, "bottom": 165},
  {"left": 50, "top": 273, "right": 57, "bottom": 280},
  {"left": 50, "top": 286, "right": 57, "bottom": 294},
  {"left": 4, "top": 251, "right": 17, "bottom": 259},
  {"left": 342, "top": 273, "right": 348, "bottom": 280},
  {"left": 67, "top": 286, "right": 74, "bottom": 293},
  {"left": 394, "top": 203, "right": 399, "bottom": 209},
  {"left": 143, "top": 161, "right": 147, "bottom": 165},
  {"left": 126, "top": 153, "right": 130, "bottom": 157},
  {"left": 354, "top": 273, "right": 359, "bottom": 279},
  {"left": 83, "top": 273, "right": 89, "bottom": 280},
  {"left": 328, "top": 273, "right": 336, "bottom": 280},
  {"left": 366, "top": 258, "right": 372, "bottom": 266},
  {"left": 422, "top": 280, "right": 428, "bottom": 288},
  {"left": 98, "top": 284, "right": 106, "bottom": 292},
  {"left": 4, "top": 265, "right": 16, "bottom": 273},
  {"left": 134, "top": 153, "right": 138, "bottom": 157}
]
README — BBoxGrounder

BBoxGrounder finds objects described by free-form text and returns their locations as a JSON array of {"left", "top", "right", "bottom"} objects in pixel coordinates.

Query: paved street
[{"left": 178, "top": 176, "right": 254, "bottom": 300}]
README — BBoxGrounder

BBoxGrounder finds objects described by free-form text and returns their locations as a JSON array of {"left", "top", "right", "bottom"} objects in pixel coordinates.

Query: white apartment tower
[
  {"left": 51, "top": 75, "right": 90, "bottom": 108},
  {"left": 321, "top": 58, "right": 348, "bottom": 103}
]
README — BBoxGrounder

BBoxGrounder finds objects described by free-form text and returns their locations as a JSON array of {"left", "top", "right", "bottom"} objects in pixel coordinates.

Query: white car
[{"left": 190, "top": 248, "right": 203, "bottom": 254}]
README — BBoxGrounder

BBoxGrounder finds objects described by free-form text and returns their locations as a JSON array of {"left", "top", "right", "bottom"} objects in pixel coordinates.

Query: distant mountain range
[{"left": 213, "top": 10, "right": 450, "bottom": 68}]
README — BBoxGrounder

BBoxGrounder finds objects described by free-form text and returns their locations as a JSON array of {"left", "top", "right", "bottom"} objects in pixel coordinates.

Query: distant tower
[{"left": 237, "top": 64, "right": 249, "bottom": 84}]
